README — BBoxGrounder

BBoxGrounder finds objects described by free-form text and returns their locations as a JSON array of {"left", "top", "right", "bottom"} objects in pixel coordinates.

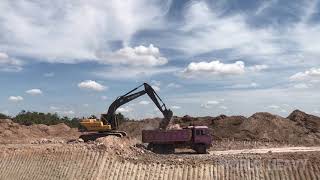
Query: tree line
[{"left": 0, "top": 110, "right": 127, "bottom": 128}]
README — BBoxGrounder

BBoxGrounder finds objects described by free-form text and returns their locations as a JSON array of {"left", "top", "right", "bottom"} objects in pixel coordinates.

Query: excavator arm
[{"left": 101, "top": 83, "right": 173, "bottom": 130}]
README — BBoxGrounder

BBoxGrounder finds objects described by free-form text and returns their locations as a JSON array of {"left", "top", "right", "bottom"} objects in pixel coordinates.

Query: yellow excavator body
[{"left": 80, "top": 119, "right": 112, "bottom": 132}]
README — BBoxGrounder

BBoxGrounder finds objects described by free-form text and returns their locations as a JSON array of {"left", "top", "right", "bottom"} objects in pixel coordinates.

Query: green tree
[
  {"left": 0, "top": 113, "right": 9, "bottom": 119},
  {"left": 13, "top": 110, "right": 80, "bottom": 128},
  {"left": 116, "top": 112, "right": 128, "bottom": 125}
]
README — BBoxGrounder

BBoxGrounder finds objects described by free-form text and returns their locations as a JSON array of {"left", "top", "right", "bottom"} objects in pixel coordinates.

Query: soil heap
[{"left": 0, "top": 119, "right": 80, "bottom": 144}]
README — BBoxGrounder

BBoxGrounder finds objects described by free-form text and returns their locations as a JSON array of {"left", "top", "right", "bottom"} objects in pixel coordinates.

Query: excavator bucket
[{"left": 159, "top": 109, "right": 173, "bottom": 130}]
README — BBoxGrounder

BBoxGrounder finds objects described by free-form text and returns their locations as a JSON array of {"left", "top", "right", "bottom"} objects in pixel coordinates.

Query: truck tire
[
  {"left": 147, "top": 143, "right": 154, "bottom": 151},
  {"left": 152, "top": 144, "right": 174, "bottom": 154},
  {"left": 167, "top": 144, "right": 175, "bottom": 154},
  {"left": 195, "top": 144, "right": 207, "bottom": 154}
]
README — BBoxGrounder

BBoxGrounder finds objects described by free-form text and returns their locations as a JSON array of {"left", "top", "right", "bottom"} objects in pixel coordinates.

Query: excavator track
[{"left": 79, "top": 131, "right": 127, "bottom": 142}]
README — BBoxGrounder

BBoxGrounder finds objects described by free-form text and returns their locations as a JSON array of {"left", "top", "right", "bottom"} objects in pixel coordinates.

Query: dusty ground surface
[
  {"left": 1, "top": 138, "right": 320, "bottom": 180},
  {"left": 1, "top": 110, "right": 320, "bottom": 179}
]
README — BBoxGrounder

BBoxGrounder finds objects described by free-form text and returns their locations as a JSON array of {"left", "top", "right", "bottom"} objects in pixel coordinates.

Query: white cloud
[
  {"left": 152, "top": 85, "right": 160, "bottom": 92},
  {"left": 44, "top": 72, "right": 54, "bottom": 77},
  {"left": 268, "top": 105, "right": 280, "bottom": 109},
  {"left": 0, "top": 0, "right": 170, "bottom": 63},
  {"left": 219, "top": 106, "right": 228, "bottom": 110},
  {"left": 97, "top": 44, "right": 167, "bottom": 66},
  {"left": 201, "top": 100, "right": 220, "bottom": 109},
  {"left": 139, "top": 101, "right": 150, "bottom": 105},
  {"left": 230, "top": 82, "right": 259, "bottom": 89},
  {"left": 26, "top": 89, "right": 42, "bottom": 95},
  {"left": 171, "top": 105, "right": 181, "bottom": 109},
  {"left": 78, "top": 80, "right": 107, "bottom": 91},
  {"left": 167, "top": 83, "right": 181, "bottom": 88},
  {"left": 0, "top": 52, "right": 23, "bottom": 72},
  {"left": 8, "top": 96, "right": 23, "bottom": 102},
  {"left": 63, "top": 110, "right": 75, "bottom": 115},
  {"left": 101, "top": 96, "right": 108, "bottom": 100},
  {"left": 54, "top": 110, "right": 75, "bottom": 116},
  {"left": 151, "top": 80, "right": 161, "bottom": 87},
  {"left": 174, "top": 1, "right": 281, "bottom": 57},
  {"left": 94, "top": 66, "right": 179, "bottom": 80},
  {"left": 183, "top": 60, "right": 245, "bottom": 77},
  {"left": 250, "top": 82, "right": 259, "bottom": 88},
  {"left": 255, "top": 0, "right": 278, "bottom": 15},
  {"left": 116, "top": 106, "right": 133, "bottom": 113},
  {"left": 290, "top": 68, "right": 320, "bottom": 81},
  {"left": 0, "top": 110, "right": 9, "bottom": 115},
  {"left": 49, "top": 106, "right": 75, "bottom": 116},
  {"left": 248, "top": 65, "right": 269, "bottom": 72},
  {"left": 0, "top": 52, "right": 8, "bottom": 59},
  {"left": 293, "top": 83, "right": 309, "bottom": 89},
  {"left": 155, "top": 0, "right": 320, "bottom": 69},
  {"left": 207, "top": 100, "right": 220, "bottom": 105},
  {"left": 49, "top": 106, "right": 59, "bottom": 110},
  {"left": 151, "top": 80, "right": 161, "bottom": 92},
  {"left": 200, "top": 104, "right": 211, "bottom": 109}
]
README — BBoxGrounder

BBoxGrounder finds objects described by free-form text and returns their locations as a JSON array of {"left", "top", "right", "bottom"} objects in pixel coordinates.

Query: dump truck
[{"left": 142, "top": 126, "right": 212, "bottom": 154}]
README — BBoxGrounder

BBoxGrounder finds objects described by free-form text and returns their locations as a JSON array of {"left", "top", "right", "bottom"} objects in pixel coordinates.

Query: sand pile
[
  {"left": 209, "top": 111, "right": 320, "bottom": 145},
  {"left": 0, "top": 119, "right": 80, "bottom": 144},
  {"left": 288, "top": 110, "right": 320, "bottom": 133},
  {"left": 239, "top": 112, "right": 319, "bottom": 144},
  {"left": 94, "top": 136, "right": 146, "bottom": 156},
  {"left": 118, "top": 118, "right": 160, "bottom": 139}
]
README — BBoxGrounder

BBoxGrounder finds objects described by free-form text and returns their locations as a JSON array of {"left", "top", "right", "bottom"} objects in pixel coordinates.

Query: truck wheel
[
  {"left": 167, "top": 144, "right": 175, "bottom": 154},
  {"left": 153, "top": 144, "right": 163, "bottom": 154},
  {"left": 195, "top": 144, "right": 207, "bottom": 154},
  {"left": 147, "top": 143, "right": 154, "bottom": 151},
  {"left": 152, "top": 144, "right": 174, "bottom": 154}
]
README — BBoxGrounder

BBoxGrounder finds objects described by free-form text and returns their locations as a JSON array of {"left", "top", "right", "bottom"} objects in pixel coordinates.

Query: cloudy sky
[{"left": 1, "top": 0, "right": 320, "bottom": 119}]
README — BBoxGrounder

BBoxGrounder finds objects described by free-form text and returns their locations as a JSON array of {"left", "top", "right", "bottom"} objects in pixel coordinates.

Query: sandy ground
[
  {"left": 1, "top": 142, "right": 320, "bottom": 180},
  {"left": 210, "top": 146, "right": 320, "bottom": 155}
]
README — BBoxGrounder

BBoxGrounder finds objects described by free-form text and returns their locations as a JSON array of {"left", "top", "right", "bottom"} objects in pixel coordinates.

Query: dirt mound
[
  {"left": 288, "top": 109, "right": 320, "bottom": 133},
  {"left": 95, "top": 136, "right": 132, "bottom": 153},
  {"left": 118, "top": 118, "right": 160, "bottom": 140},
  {"left": 0, "top": 119, "right": 80, "bottom": 144},
  {"left": 210, "top": 115, "right": 247, "bottom": 140},
  {"left": 208, "top": 112, "right": 320, "bottom": 145},
  {"left": 239, "top": 112, "right": 319, "bottom": 144}
]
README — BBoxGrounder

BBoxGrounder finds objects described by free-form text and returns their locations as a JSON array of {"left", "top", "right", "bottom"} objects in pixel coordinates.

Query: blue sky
[{"left": 0, "top": 0, "right": 320, "bottom": 119}]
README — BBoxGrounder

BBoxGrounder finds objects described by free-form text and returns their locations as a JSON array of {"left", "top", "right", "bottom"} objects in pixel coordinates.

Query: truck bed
[{"left": 142, "top": 129, "right": 192, "bottom": 143}]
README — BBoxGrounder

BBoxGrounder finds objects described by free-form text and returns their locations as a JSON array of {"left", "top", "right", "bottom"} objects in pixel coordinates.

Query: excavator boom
[
  {"left": 80, "top": 82, "right": 173, "bottom": 141},
  {"left": 101, "top": 83, "right": 173, "bottom": 130}
]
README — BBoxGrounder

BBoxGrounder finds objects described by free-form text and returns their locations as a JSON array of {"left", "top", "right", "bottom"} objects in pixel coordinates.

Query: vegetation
[
  {"left": 2, "top": 110, "right": 128, "bottom": 128},
  {"left": 0, "top": 113, "right": 9, "bottom": 119},
  {"left": 116, "top": 112, "right": 129, "bottom": 125},
  {"left": 13, "top": 110, "right": 80, "bottom": 128}
]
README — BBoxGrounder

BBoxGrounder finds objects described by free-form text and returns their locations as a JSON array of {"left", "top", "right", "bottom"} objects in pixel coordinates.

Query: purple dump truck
[{"left": 142, "top": 126, "right": 212, "bottom": 154}]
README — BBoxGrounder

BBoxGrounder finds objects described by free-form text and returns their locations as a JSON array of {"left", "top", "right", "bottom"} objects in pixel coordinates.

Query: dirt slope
[
  {"left": 237, "top": 112, "right": 320, "bottom": 144},
  {"left": 288, "top": 110, "right": 320, "bottom": 133},
  {"left": 0, "top": 119, "right": 80, "bottom": 144}
]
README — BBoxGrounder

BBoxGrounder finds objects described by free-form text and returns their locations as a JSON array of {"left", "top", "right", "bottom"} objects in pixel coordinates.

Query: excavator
[{"left": 79, "top": 83, "right": 173, "bottom": 141}]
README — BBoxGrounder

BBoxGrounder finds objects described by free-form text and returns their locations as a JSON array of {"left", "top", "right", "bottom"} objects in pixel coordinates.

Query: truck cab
[{"left": 190, "top": 126, "right": 212, "bottom": 153}]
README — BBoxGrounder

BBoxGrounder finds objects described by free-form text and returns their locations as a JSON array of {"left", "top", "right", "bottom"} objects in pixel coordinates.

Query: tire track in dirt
[{"left": 1, "top": 148, "right": 320, "bottom": 180}]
